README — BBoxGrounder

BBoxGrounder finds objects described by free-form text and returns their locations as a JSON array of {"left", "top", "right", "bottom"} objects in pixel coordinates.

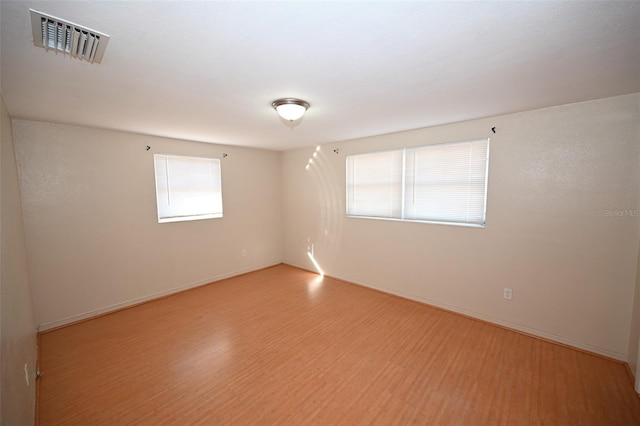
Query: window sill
[
  {"left": 158, "top": 213, "right": 223, "bottom": 224},
  {"left": 346, "top": 215, "right": 485, "bottom": 228}
]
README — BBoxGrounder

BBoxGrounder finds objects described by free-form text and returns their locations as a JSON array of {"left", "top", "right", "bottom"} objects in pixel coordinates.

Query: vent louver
[{"left": 29, "top": 9, "right": 110, "bottom": 63}]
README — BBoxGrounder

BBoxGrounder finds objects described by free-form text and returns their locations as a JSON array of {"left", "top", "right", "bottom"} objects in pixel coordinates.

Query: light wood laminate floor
[{"left": 38, "top": 264, "right": 640, "bottom": 425}]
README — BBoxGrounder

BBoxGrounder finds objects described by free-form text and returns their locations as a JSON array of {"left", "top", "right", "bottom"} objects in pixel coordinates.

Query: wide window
[
  {"left": 154, "top": 154, "right": 223, "bottom": 223},
  {"left": 346, "top": 139, "right": 489, "bottom": 226}
]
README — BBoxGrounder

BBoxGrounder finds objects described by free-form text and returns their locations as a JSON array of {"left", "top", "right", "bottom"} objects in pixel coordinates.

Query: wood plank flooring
[{"left": 38, "top": 264, "right": 640, "bottom": 425}]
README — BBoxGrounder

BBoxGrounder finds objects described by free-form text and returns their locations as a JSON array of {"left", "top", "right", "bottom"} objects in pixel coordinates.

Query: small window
[
  {"left": 346, "top": 139, "right": 489, "bottom": 226},
  {"left": 154, "top": 154, "right": 223, "bottom": 223}
]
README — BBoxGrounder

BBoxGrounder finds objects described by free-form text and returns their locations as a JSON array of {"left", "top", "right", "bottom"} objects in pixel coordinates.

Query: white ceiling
[{"left": 1, "top": 1, "right": 639, "bottom": 151}]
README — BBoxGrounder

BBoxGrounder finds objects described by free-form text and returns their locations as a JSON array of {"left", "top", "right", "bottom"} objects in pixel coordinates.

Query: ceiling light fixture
[{"left": 272, "top": 98, "right": 310, "bottom": 121}]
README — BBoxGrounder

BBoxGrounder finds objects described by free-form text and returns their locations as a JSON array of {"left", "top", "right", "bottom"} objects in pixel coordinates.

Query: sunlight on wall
[
  {"left": 307, "top": 241, "right": 325, "bottom": 277},
  {"left": 303, "top": 145, "right": 344, "bottom": 276},
  {"left": 305, "top": 145, "right": 322, "bottom": 170}
]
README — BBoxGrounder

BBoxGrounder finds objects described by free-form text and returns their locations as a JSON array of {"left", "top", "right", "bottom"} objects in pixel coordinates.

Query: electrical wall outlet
[
  {"left": 503, "top": 288, "right": 513, "bottom": 300},
  {"left": 241, "top": 249, "right": 247, "bottom": 257}
]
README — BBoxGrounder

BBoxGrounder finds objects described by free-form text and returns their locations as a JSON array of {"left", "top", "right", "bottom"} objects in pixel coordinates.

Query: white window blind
[
  {"left": 346, "top": 150, "right": 404, "bottom": 218},
  {"left": 154, "top": 154, "right": 223, "bottom": 223},
  {"left": 346, "top": 139, "right": 489, "bottom": 226}
]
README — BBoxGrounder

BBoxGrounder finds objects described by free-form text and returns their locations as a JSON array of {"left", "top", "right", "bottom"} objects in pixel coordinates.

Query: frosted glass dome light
[{"left": 272, "top": 98, "right": 310, "bottom": 121}]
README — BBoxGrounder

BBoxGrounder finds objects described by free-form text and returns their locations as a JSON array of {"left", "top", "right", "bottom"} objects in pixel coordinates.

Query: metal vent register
[{"left": 29, "top": 9, "right": 110, "bottom": 63}]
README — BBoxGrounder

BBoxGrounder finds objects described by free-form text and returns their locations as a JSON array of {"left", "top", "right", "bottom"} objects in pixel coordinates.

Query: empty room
[{"left": 2, "top": 1, "right": 640, "bottom": 424}]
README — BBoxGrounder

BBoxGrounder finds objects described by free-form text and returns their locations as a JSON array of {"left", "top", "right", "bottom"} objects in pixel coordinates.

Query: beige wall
[
  {"left": 282, "top": 94, "right": 640, "bottom": 361},
  {"left": 1, "top": 96, "right": 38, "bottom": 424},
  {"left": 629, "top": 96, "right": 640, "bottom": 388},
  {"left": 13, "top": 121, "right": 283, "bottom": 330},
  {"left": 631, "top": 238, "right": 640, "bottom": 390}
]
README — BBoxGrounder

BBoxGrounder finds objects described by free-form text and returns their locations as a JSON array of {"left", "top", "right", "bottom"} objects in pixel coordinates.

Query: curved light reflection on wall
[{"left": 304, "top": 145, "right": 344, "bottom": 276}]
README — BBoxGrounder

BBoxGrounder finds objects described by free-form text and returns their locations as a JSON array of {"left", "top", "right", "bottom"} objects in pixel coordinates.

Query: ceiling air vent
[{"left": 29, "top": 9, "right": 110, "bottom": 64}]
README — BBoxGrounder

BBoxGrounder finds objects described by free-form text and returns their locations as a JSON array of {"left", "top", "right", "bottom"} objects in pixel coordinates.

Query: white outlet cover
[{"left": 503, "top": 288, "right": 513, "bottom": 300}]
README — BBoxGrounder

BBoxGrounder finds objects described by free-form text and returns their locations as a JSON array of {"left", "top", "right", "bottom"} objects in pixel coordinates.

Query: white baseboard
[
  {"left": 38, "top": 262, "right": 281, "bottom": 332},
  {"left": 386, "top": 288, "right": 628, "bottom": 362},
  {"left": 283, "top": 262, "right": 628, "bottom": 363}
]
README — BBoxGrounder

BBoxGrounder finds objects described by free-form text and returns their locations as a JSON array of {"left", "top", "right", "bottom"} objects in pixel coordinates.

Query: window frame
[
  {"left": 153, "top": 153, "right": 223, "bottom": 224},
  {"left": 345, "top": 138, "right": 490, "bottom": 228}
]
